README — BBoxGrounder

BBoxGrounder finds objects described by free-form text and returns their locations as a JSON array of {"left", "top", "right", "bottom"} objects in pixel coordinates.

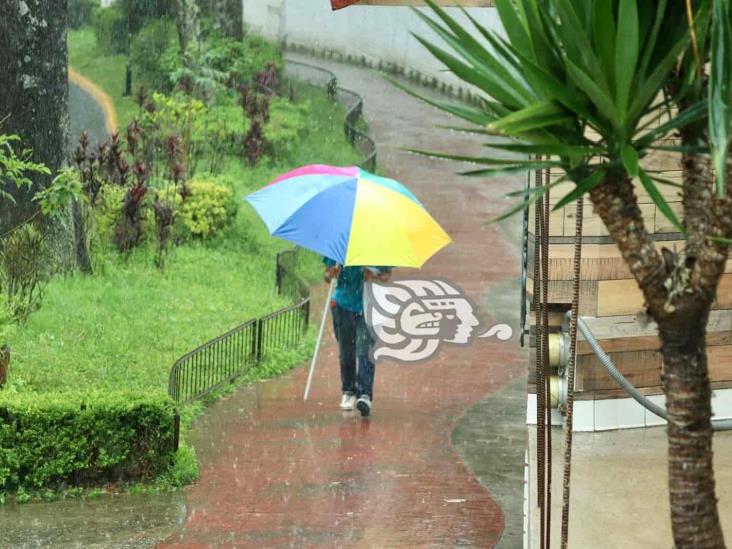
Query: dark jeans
[{"left": 331, "top": 303, "right": 375, "bottom": 399}]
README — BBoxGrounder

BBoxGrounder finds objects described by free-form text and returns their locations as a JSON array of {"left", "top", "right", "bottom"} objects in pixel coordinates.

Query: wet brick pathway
[{"left": 159, "top": 55, "right": 526, "bottom": 548}]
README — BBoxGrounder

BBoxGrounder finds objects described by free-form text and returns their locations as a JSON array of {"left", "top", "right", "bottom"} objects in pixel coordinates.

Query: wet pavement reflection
[{"left": 0, "top": 492, "right": 186, "bottom": 548}]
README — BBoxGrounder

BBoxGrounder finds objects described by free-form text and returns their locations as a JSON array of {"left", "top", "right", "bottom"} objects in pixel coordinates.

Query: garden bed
[{"left": 0, "top": 24, "right": 360, "bottom": 499}]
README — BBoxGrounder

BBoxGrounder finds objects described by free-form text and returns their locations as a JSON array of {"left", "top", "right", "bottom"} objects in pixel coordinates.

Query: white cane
[{"left": 303, "top": 276, "right": 336, "bottom": 400}]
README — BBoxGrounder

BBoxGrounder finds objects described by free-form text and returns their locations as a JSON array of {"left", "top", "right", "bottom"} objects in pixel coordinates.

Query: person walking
[{"left": 324, "top": 258, "right": 391, "bottom": 417}]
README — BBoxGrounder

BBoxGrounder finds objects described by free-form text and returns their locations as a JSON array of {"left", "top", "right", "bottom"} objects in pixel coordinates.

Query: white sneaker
[
  {"left": 356, "top": 395, "right": 371, "bottom": 417},
  {"left": 339, "top": 393, "right": 356, "bottom": 410}
]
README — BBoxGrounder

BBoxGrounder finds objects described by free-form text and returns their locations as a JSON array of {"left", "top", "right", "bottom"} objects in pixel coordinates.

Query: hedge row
[{"left": 0, "top": 391, "right": 175, "bottom": 492}]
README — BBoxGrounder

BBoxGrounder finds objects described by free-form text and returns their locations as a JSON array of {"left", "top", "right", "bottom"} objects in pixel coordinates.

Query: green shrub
[
  {"left": 68, "top": 0, "right": 97, "bottom": 29},
  {"left": 207, "top": 35, "right": 283, "bottom": 86},
  {"left": 164, "top": 35, "right": 283, "bottom": 101},
  {"left": 119, "top": 0, "right": 176, "bottom": 35},
  {"left": 130, "top": 19, "right": 178, "bottom": 91},
  {"left": 199, "top": 101, "right": 246, "bottom": 168},
  {"left": 92, "top": 1, "right": 176, "bottom": 56},
  {"left": 93, "top": 4, "right": 129, "bottom": 55},
  {"left": 265, "top": 99, "right": 309, "bottom": 159},
  {"left": 0, "top": 391, "right": 175, "bottom": 492},
  {"left": 0, "top": 224, "right": 47, "bottom": 323},
  {"left": 166, "top": 443, "right": 198, "bottom": 488},
  {"left": 162, "top": 176, "right": 238, "bottom": 239},
  {"left": 0, "top": 298, "right": 14, "bottom": 347},
  {"left": 92, "top": 185, "right": 125, "bottom": 249}
]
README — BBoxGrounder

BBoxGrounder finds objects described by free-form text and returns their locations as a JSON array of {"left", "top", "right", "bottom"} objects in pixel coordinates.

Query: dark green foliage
[
  {"left": 68, "top": 0, "right": 97, "bottom": 29},
  {"left": 0, "top": 224, "right": 47, "bottom": 324},
  {"left": 165, "top": 36, "right": 283, "bottom": 101},
  {"left": 130, "top": 20, "right": 178, "bottom": 91},
  {"left": 0, "top": 392, "right": 175, "bottom": 492},
  {"left": 93, "top": 4, "right": 129, "bottom": 55},
  {"left": 93, "top": 1, "right": 176, "bottom": 56},
  {"left": 208, "top": 36, "right": 283, "bottom": 88},
  {"left": 118, "top": 0, "right": 176, "bottom": 36}
]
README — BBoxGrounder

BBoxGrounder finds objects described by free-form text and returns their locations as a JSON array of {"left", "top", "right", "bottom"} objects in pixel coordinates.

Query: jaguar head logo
[{"left": 364, "top": 278, "right": 511, "bottom": 363}]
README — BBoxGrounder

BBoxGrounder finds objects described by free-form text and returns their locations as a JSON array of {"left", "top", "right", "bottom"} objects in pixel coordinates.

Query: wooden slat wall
[{"left": 526, "top": 105, "right": 732, "bottom": 397}]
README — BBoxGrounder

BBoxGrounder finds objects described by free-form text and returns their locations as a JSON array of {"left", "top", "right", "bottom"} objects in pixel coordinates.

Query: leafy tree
[
  {"left": 408, "top": 1, "right": 730, "bottom": 546},
  {"left": 200, "top": 0, "right": 244, "bottom": 40}
]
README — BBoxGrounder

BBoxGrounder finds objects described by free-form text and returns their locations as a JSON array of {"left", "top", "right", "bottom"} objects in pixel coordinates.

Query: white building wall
[{"left": 242, "top": 0, "right": 502, "bottom": 89}]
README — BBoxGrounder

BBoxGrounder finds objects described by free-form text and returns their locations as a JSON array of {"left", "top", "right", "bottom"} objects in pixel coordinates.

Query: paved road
[
  {"left": 159, "top": 55, "right": 527, "bottom": 548},
  {"left": 68, "top": 81, "right": 109, "bottom": 155}
]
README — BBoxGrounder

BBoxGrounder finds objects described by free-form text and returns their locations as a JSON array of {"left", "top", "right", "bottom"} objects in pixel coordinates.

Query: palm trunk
[
  {"left": 658, "top": 305, "right": 724, "bottom": 548},
  {"left": 589, "top": 171, "right": 727, "bottom": 548}
]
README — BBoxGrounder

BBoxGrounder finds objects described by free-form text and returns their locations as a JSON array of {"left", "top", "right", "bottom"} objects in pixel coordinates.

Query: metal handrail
[{"left": 168, "top": 260, "right": 311, "bottom": 408}]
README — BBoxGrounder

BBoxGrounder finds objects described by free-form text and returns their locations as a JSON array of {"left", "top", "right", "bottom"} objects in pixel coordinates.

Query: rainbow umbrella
[
  {"left": 246, "top": 164, "right": 451, "bottom": 400},
  {"left": 246, "top": 164, "right": 451, "bottom": 268}
]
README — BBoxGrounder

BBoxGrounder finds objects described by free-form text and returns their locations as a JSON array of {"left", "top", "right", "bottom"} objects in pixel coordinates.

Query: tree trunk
[
  {"left": 0, "top": 0, "right": 75, "bottom": 271},
  {"left": 175, "top": 0, "right": 202, "bottom": 56},
  {"left": 589, "top": 172, "right": 727, "bottom": 548}
]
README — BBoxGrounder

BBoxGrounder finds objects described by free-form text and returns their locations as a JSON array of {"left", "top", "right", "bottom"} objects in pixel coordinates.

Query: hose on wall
[{"left": 563, "top": 312, "right": 732, "bottom": 432}]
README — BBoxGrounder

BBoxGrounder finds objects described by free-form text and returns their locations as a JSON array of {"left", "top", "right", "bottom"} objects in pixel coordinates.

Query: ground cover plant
[{"left": 0, "top": 22, "right": 360, "bottom": 500}]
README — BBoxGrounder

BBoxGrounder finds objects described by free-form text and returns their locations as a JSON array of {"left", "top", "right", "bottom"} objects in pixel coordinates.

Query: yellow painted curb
[{"left": 68, "top": 66, "right": 119, "bottom": 135}]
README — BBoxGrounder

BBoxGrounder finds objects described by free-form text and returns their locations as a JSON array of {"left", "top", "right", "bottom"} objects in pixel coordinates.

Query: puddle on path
[{"left": 0, "top": 491, "right": 186, "bottom": 548}]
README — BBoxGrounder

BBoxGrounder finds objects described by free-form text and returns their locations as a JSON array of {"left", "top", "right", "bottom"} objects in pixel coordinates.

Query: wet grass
[
  {"left": 2, "top": 32, "right": 363, "bottom": 499},
  {"left": 6, "top": 48, "right": 359, "bottom": 399}
]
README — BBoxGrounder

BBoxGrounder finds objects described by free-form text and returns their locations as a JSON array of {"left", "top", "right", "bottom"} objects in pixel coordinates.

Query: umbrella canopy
[{"left": 246, "top": 164, "right": 451, "bottom": 267}]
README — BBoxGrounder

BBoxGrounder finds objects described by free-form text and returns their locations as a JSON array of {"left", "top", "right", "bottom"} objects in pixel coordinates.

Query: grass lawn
[{"left": 5, "top": 33, "right": 361, "bottom": 401}]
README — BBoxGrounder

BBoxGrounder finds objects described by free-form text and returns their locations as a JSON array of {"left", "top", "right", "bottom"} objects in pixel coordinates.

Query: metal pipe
[
  {"left": 564, "top": 312, "right": 732, "bottom": 431},
  {"left": 303, "top": 278, "right": 336, "bottom": 401},
  {"left": 548, "top": 332, "right": 569, "bottom": 368}
]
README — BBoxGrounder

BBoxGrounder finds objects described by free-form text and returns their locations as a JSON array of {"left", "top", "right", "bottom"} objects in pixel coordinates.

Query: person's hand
[{"left": 324, "top": 265, "right": 340, "bottom": 283}]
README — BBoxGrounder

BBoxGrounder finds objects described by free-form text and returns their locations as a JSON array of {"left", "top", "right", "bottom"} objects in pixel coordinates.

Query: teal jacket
[{"left": 323, "top": 257, "right": 391, "bottom": 313}]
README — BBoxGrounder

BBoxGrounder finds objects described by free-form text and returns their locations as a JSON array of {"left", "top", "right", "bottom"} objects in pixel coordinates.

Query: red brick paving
[{"left": 158, "top": 57, "right": 525, "bottom": 548}]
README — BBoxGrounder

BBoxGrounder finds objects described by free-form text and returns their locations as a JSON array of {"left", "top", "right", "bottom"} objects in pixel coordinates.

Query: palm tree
[{"left": 403, "top": 1, "right": 729, "bottom": 547}]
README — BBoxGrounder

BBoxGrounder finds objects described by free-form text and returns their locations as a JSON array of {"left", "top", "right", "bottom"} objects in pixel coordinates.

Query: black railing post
[
  {"left": 173, "top": 409, "right": 180, "bottom": 452},
  {"left": 251, "top": 319, "right": 259, "bottom": 363},
  {"left": 255, "top": 318, "right": 264, "bottom": 363},
  {"left": 275, "top": 253, "right": 284, "bottom": 295},
  {"left": 326, "top": 76, "right": 337, "bottom": 99}
]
